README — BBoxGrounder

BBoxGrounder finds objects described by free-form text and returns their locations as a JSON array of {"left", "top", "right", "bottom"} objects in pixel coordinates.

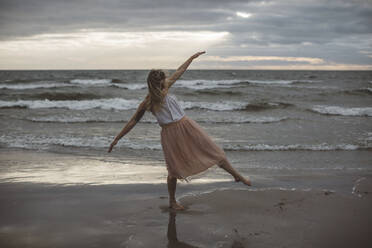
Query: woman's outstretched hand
[
  {"left": 191, "top": 51, "right": 206, "bottom": 59},
  {"left": 108, "top": 139, "right": 118, "bottom": 153}
]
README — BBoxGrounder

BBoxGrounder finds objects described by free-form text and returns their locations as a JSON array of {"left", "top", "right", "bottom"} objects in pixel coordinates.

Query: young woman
[{"left": 108, "top": 51, "right": 251, "bottom": 210}]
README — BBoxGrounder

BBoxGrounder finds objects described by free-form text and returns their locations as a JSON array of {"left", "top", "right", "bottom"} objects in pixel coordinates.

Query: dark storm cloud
[
  {"left": 0, "top": 0, "right": 251, "bottom": 39},
  {"left": 1, "top": 0, "right": 368, "bottom": 40},
  {"left": 0, "top": 0, "right": 371, "bottom": 66},
  {"left": 223, "top": 1, "right": 372, "bottom": 45}
]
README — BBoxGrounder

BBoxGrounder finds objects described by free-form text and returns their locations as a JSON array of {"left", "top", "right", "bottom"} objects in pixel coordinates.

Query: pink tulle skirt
[{"left": 160, "top": 116, "right": 226, "bottom": 180}]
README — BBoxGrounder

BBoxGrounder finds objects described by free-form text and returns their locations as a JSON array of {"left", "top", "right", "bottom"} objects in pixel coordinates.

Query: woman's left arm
[
  {"left": 165, "top": 51, "right": 205, "bottom": 89},
  {"left": 108, "top": 97, "right": 148, "bottom": 153}
]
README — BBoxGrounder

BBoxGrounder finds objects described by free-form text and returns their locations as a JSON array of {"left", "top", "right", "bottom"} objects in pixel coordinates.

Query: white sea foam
[
  {"left": 27, "top": 115, "right": 287, "bottom": 124},
  {"left": 0, "top": 78, "right": 323, "bottom": 91},
  {"left": 0, "top": 98, "right": 248, "bottom": 111},
  {"left": 180, "top": 100, "right": 247, "bottom": 111},
  {"left": 206, "top": 116, "right": 289, "bottom": 124},
  {"left": 69, "top": 79, "right": 112, "bottom": 85},
  {"left": 175, "top": 79, "right": 243, "bottom": 90},
  {"left": 246, "top": 79, "right": 330, "bottom": 89},
  {"left": 0, "top": 134, "right": 369, "bottom": 151},
  {"left": 28, "top": 116, "right": 112, "bottom": 123},
  {"left": 0, "top": 82, "right": 74, "bottom": 90},
  {"left": 176, "top": 79, "right": 299, "bottom": 88},
  {"left": 0, "top": 98, "right": 141, "bottom": 110},
  {"left": 70, "top": 79, "right": 148, "bottom": 90},
  {"left": 310, "top": 105, "right": 372, "bottom": 117},
  {"left": 223, "top": 143, "right": 365, "bottom": 151},
  {"left": 111, "top": 83, "right": 147, "bottom": 90},
  {"left": 248, "top": 80, "right": 293, "bottom": 85},
  {"left": 0, "top": 134, "right": 161, "bottom": 150}
]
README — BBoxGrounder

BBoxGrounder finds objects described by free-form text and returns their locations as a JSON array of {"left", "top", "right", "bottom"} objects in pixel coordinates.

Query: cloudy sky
[{"left": 0, "top": 0, "right": 371, "bottom": 70}]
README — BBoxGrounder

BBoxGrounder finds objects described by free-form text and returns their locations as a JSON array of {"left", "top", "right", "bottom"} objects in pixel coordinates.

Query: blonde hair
[{"left": 146, "top": 69, "right": 168, "bottom": 113}]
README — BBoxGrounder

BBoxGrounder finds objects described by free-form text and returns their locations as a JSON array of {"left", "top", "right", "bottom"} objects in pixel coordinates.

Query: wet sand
[{"left": 0, "top": 178, "right": 371, "bottom": 248}]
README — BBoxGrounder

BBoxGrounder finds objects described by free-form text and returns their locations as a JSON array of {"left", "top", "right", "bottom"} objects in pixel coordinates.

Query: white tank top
[{"left": 153, "top": 94, "right": 185, "bottom": 125}]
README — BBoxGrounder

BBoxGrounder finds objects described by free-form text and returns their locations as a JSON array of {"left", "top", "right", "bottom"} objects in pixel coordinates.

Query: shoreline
[
  {"left": 0, "top": 180, "right": 371, "bottom": 247},
  {"left": 0, "top": 148, "right": 370, "bottom": 195},
  {"left": 1, "top": 148, "right": 372, "bottom": 247}
]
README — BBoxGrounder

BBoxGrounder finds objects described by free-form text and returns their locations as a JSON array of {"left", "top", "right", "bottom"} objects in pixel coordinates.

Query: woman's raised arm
[
  {"left": 165, "top": 51, "right": 205, "bottom": 89},
  {"left": 108, "top": 97, "right": 148, "bottom": 153}
]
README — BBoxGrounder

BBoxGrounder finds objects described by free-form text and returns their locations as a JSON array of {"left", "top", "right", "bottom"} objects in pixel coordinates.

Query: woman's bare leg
[
  {"left": 167, "top": 175, "right": 185, "bottom": 210},
  {"left": 218, "top": 158, "right": 251, "bottom": 186}
]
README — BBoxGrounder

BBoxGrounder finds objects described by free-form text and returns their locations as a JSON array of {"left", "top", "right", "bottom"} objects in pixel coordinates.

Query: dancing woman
[{"left": 108, "top": 51, "right": 251, "bottom": 210}]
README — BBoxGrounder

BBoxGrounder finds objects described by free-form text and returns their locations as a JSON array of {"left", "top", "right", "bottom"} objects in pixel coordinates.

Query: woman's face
[{"left": 160, "top": 70, "right": 168, "bottom": 88}]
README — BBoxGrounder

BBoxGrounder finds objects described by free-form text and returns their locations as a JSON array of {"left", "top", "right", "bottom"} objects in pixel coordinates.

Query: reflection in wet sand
[
  {"left": 167, "top": 211, "right": 199, "bottom": 248},
  {"left": 167, "top": 211, "right": 246, "bottom": 248}
]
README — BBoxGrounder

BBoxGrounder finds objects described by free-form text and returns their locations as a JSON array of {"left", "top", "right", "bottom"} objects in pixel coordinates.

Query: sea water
[{"left": 0, "top": 70, "right": 371, "bottom": 192}]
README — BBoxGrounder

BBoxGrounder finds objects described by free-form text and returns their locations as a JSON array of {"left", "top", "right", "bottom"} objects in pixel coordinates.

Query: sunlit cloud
[
  {"left": 1, "top": 31, "right": 229, "bottom": 50},
  {"left": 202, "top": 55, "right": 325, "bottom": 65},
  {"left": 236, "top": 11, "right": 252, "bottom": 18},
  {"left": 0, "top": 31, "right": 229, "bottom": 69},
  {"left": 198, "top": 63, "right": 372, "bottom": 71}
]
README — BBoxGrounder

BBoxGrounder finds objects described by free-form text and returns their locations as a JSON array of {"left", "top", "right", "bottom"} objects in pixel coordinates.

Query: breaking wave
[
  {"left": 29, "top": 92, "right": 100, "bottom": 101},
  {"left": 223, "top": 143, "right": 370, "bottom": 151},
  {"left": 0, "top": 134, "right": 161, "bottom": 150},
  {"left": 27, "top": 115, "right": 289, "bottom": 124},
  {"left": 0, "top": 78, "right": 323, "bottom": 91},
  {"left": 0, "top": 98, "right": 141, "bottom": 110},
  {"left": 174, "top": 79, "right": 244, "bottom": 90},
  {"left": 0, "top": 134, "right": 370, "bottom": 151},
  {"left": 0, "top": 82, "right": 74, "bottom": 90},
  {"left": 309, "top": 105, "right": 372, "bottom": 117},
  {"left": 0, "top": 98, "right": 291, "bottom": 112}
]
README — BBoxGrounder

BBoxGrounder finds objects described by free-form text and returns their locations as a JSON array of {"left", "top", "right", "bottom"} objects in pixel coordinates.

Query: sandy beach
[
  {"left": 1, "top": 149, "right": 371, "bottom": 248},
  {"left": 1, "top": 70, "right": 371, "bottom": 247}
]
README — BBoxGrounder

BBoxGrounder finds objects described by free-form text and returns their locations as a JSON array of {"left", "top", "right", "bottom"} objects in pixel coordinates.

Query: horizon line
[{"left": 0, "top": 68, "right": 371, "bottom": 71}]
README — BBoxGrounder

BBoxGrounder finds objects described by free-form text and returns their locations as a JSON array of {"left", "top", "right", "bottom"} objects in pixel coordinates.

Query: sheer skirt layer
[{"left": 160, "top": 116, "right": 226, "bottom": 180}]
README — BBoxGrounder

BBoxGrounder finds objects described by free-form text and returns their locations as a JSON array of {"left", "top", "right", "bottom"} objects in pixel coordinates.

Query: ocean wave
[
  {"left": 1, "top": 134, "right": 369, "bottom": 152},
  {"left": 0, "top": 82, "right": 74, "bottom": 90},
  {"left": 192, "top": 89, "right": 243, "bottom": 96},
  {"left": 174, "top": 79, "right": 243, "bottom": 90},
  {"left": 0, "top": 98, "right": 292, "bottom": 112},
  {"left": 0, "top": 78, "right": 323, "bottom": 91},
  {"left": 243, "top": 102, "right": 292, "bottom": 111},
  {"left": 30, "top": 92, "right": 100, "bottom": 101},
  {"left": 0, "top": 78, "right": 146, "bottom": 91},
  {"left": 208, "top": 116, "right": 289, "bottom": 124},
  {"left": 183, "top": 100, "right": 290, "bottom": 111},
  {"left": 27, "top": 115, "right": 289, "bottom": 124},
  {"left": 309, "top": 105, "right": 372, "bottom": 117},
  {"left": 174, "top": 79, "right": 319, "bottom": 90},
  {"left": 223, "top": 143, "right": 369, "bottom": 151},
  {"left": 0, "top": 98, "right": 141, "bottom": 110},
  {"left": 69, "top": 79, "right": 148, "bottom": 90},
  {"left": 111, "top": 83, "right": 147, "bottom": 90},
  {"left": 246, "top": 79, "right": 320, "bottom": 85},
  {"left": 0, "top": 134, "right": 161, "bottom": 150},
  {"left": 247, "top": 79, "right": 293, "bottom": 85},
  {"left": 317, "top": 88, "right": 372, "bottom": 97},
  {"left": 180, "top": 100, "right": 247, "bottom": 111},
  {"left": 69, "top": 79, "right": 112, "bottom": 85},
  {"left": 340, "top": 88, "right": 372, "bottom": 96}
]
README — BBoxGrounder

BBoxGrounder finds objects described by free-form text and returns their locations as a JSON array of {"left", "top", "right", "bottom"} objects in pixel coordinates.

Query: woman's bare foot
[
  {"left": 235, "top": 176, "right": 252, "bottom": 186},
  {"left": 169, "top": 201, "right": 185, "bottom": 210}
]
